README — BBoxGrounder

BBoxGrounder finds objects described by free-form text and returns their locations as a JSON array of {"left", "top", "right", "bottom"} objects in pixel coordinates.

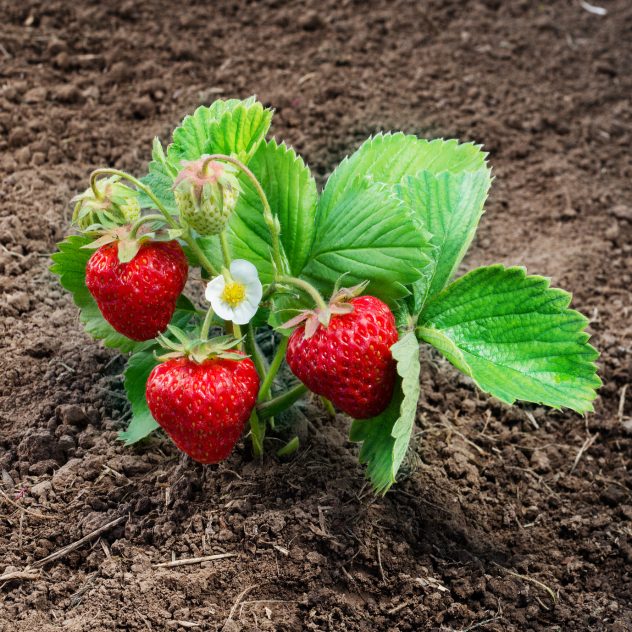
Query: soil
[{"left": 1, "top": 0, "right": 631, "bottom": 630}]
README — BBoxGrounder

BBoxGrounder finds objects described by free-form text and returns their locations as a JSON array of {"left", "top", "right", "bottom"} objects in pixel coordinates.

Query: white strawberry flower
[{"left": 205, "top": 259, "right": 263, "bottom": 325}]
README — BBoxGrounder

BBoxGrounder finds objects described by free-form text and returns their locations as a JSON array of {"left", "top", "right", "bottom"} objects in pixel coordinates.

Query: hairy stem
[
  {"left": 246, "top": 324, "right": 267, "bottom": 381},
  {"left": 200, "top": 306, "right": 215, "bottom": 341},
  {"left": 258, "top": 336, "right": 289, "bottom": 402},
  {"left": 90, "top": 169, "right": 177, "bottom": 229},
  {"left": 201, "top": 154, "right": 285, "bottom": 275},
  {"left": 277, "top": 275, "right": 328, "bottom": 312},
  {"left": 248, "top": 410, "right": 264, "bottom": 459},
  {"left": 219, "top": 231, "right": 232, "bottom": 270},
  {"left": 257, "top": 383, "right": 308, "bottom": 420},
  {"left": 129, "top": 214, "right": 168, "bottom": 238},
  {"left": 183, "top": 228, "right": 218, "bottom": 278}
]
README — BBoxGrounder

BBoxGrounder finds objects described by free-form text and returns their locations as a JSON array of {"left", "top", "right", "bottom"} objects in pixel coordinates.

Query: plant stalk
[
  {"left": 277, "top": 275, "right": 328, "bottom": 312},
  {"left": 129, "top": 214, "right": 168, "bottom": 238},
  {"left": 200, "top": 306, "right": 215, "bottom": 341},
  {"left": 257, "top": 383, "right": 308, "bottom": 420},
  {"left": 201, "top": 154, "right": 285, "bottom": 275},
  {"left": 248, "top": 410, "right": 264, "bottom": 458},
  {"left": 246, "top": 324, "right": 267, "bottom": 381},
  {"left": 258, "top": 336, "right": 289, "bottom": 402},
  {"left": 90, "top": 169, "right": 177, "bottom": 229},
  {"left": 219, "top": 231, "right": 232, "bottom": 270}
]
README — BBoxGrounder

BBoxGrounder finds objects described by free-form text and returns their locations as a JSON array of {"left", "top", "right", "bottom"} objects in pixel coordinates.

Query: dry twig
[
  {"left": 0, "top": 488, "right": 55, "bottom": 521},
  {"left": 492, "top": 562, "right": 557, "bottom": 606},
  {"left": 0, "top": 569, "right": 40, "bottom": 583},
  {"left": 153, "top": 552, "right": 237, "bottom": 568},
  {"left": 33, "top": 515, "right": 126, "bottom": 567},
  {"left": 618, "top": 385, "right": 628, "bottom": 422},
  {"left": 227, "top": 585, "right": 257, "bottom": 621},
  {"left": 570, "top": 433, "right": 598, "bottom": 473}
]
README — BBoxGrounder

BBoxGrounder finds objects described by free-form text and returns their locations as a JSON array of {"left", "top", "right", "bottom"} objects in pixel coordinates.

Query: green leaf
[
  {"left": 140, "top": 98, "right": 271, "bottom": 213},
  {"left": 206, "top": 103, "right": 274, "bottom": 163},
  {"left": 397, "top": 167, "right": 492, "bottom": 306},
  {"left": 417, "top": 265, "right": 601, "bottom": 413},
  {"left": 138, "top": 138, "right": 178, "bottom": 213},
  {"left": 203, "top": 139, "right": 318, "bottom": 284},
  {"left": 350, "top": 332, "right": 421, "bottom": 494},
  {"left": 319, "top": 133, "right": 488, "bottom": 225},
  {"left": 118, "top": 350, "right": 160, "bottom": 445},
  {"left": 50, "top": 236, "right": 146, "bottom": 353},
  {"left": 300, "top": 180, "right": 433, "bottom": 305},
  {"left": 168, "top": 97, "right": 272, "bottom": 164}
]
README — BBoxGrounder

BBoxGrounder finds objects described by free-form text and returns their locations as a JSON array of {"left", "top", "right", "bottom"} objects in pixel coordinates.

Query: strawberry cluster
[{"left": 84, "top": 225, "right": 398, "bottom": 462}]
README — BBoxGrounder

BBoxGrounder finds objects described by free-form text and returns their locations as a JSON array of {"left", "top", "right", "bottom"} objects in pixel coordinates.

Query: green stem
[
  {"left": 201, "top": 306, "right": 215, "bottom": 341},
  {"left": 261, "top": 283, "right": 277, "bottom": 302},
  {"left": 320, "top": 396, "right": 336, "bottom": 418},
  {"left": 129, "top": 213, "right": 168, "bottom": 238},
  {"left": 183, "top": 228, "right": 218, "bottom": 277},
  {"left": 90, "top": 169, "right": 177, "bottom": 229},
  {"left": 249, "top": 410, "right": 264, "bottom": 458},
  {"left": 90, "top": 168, "right": 218, "bottom": 277},
  {"left": 257, "top": 383, "right": 308, "bottom": 420},
  {"left": 201, "top": 155, "right": 284, "bottom": 275},
  {"left": 219, "top": 231, "right": 232, "bottom": 270},
  {"left": 246, "top": 324, "right": 267, "bottom": 380},
  {"left": 215, "top": 230, "right": 243, "bottom": 346},
  {"left": 276, "top": 436, "right": 299, "bottom": 457},
  {"left": 277, "top": 275, "right": 328, "bottom": 312},
  {"left": 258, "top": 336, "right": 289, "bottom": 402}
]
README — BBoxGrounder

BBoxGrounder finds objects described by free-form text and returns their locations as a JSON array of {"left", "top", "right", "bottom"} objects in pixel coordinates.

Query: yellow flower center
[{"left": 221, "top": 281, "right": 246, "bottom": 307}]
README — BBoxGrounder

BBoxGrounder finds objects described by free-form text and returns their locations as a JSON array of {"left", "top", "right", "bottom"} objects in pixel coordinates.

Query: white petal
[
  {"left": 230, "top": 259, "right": 259, "bottom": 285},
  {"left": 232, "top": 301, "right": 258, "bottom": 325},
  {"left": 205, "top": 275, "right": 226, "bottom": 304},
  {"left": 245, "top": 279, "right": 263, "bottom": 304},
  {"left": 213, "top": 300, "right": 237, "bottom": 322}
]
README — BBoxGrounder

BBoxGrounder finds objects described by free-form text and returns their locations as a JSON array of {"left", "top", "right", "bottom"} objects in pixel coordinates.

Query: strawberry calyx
[
  {"left": 80, "top": 220, "right": 178, "bottom": 264},
  {"left": 156, "top": 325, "right": 246, "bottom": 364},
  {"left": 280, "top": 281, "right": 369, "bottom": 339}
]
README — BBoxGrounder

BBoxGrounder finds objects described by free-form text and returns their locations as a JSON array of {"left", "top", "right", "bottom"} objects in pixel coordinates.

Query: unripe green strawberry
[
  {"left": 72, "top": 176, "right": 140, "bottom": 231},
  {"left": 146, "top": 354, "right": 259, "bottom": 464},
  {"left": 174, "top": 157, "right": 240, "bottom": 235},
  {"left": 286, "top": 296, "right": 398, "bottom": 419}
]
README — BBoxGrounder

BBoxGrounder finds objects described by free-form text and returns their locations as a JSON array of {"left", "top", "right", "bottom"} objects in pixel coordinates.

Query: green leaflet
[
  {"left": 418, "top": 265, "right": 601, "bottom": 413},
  {"left": 350, "top": 332, "right": 421, "bottom": 494},
  {"left": 318, "top": 133, "right": 488, "bottom": 225},
  {"left": 138, "top": 138, "right": 178, "bottom": 213},
  {"left": 202, "top": 139, "right": 318, "bottom": 284},
  {"left": 139, "top": 97, "right": 272, "bottom": 213},
  {"left": 300, "top": 179, "right": 433, "bottom": 305},
  {"left": 397, "top": 168, "right": 492, "bottom": 309},
  {"left": 168, "top": 97, "right": 272, "bottom": 164},
  {"left": 50, "top": 236, "right": 149, "bottom": 353},
  {"left": 118, "top": 350, "right": 160, "bottom": 445}
]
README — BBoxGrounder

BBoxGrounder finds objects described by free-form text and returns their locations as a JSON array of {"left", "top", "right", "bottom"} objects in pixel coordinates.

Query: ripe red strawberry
[
  {"left": 146, "top": 355, "right": 260, "bottom": 464},
  {"left": 86, "top": 240, "right": 188, "bottom": 341},
  {"left": 286, "top": 296, "right": 398, "bottom": 419}
]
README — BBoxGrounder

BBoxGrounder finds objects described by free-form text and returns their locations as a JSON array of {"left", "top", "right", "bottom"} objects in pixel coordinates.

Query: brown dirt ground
[{"left": 1, "top": 0, "right": 631, "bottom": 630}]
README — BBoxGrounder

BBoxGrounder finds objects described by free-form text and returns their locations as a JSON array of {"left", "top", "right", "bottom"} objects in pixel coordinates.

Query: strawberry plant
[{"left": 51, "top": 96, "right": 601, "bottom": 494}]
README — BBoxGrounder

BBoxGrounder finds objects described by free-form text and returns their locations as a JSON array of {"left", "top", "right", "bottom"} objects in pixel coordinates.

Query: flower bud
[
  {"left": 173, "top": 157, "right": 240, "bottom": 236},
  {"left": 72, "top": 176, "right": 140, "bottom": 231}
]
